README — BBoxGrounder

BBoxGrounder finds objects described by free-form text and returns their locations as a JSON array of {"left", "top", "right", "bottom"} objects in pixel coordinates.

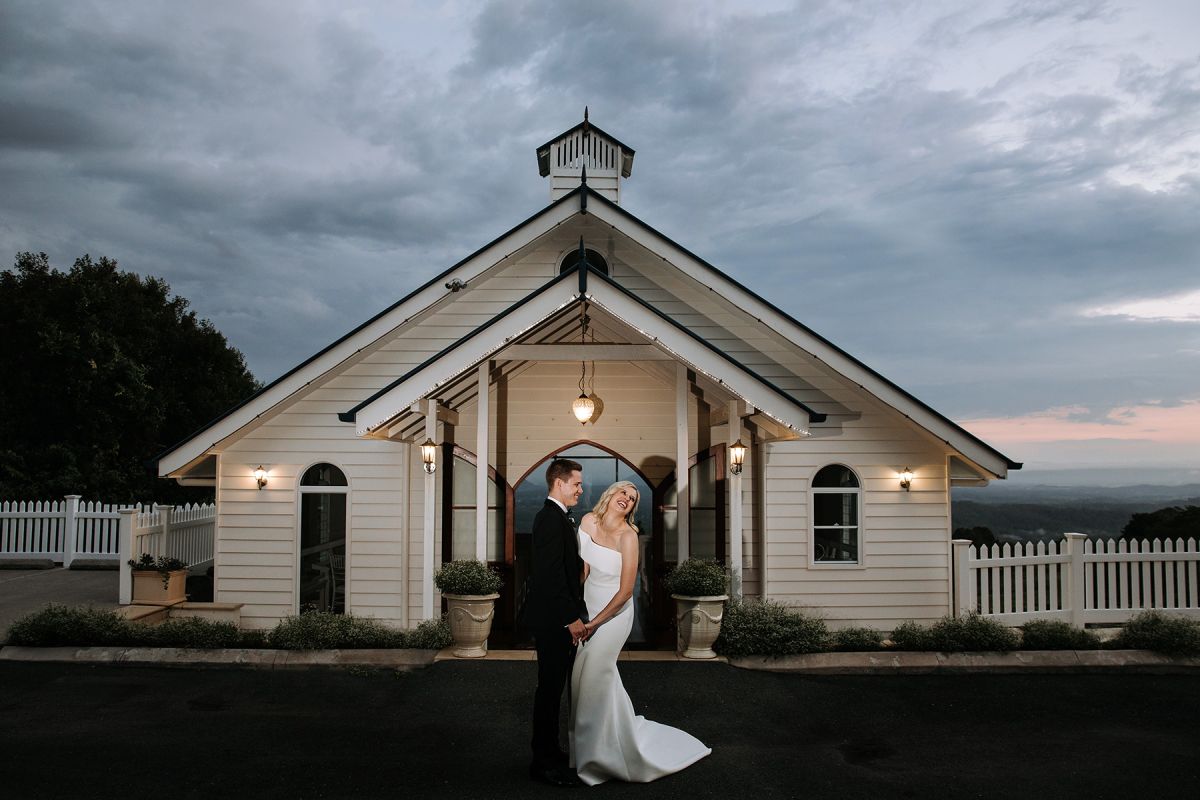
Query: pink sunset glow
[{"left": 960, "top": 400, "right": 1200, "bottom": 445}]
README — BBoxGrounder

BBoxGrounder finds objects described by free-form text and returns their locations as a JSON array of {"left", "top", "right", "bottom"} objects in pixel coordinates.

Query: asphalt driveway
[
  {"left": 0, "top": 567, "right": 117, "bottom": 637},
  {"left": 1, "top": 660, "right": 1196, "bottom": 799}
]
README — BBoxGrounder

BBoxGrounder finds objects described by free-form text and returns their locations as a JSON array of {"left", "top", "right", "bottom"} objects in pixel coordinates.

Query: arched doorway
[{"left": 512, "top": 442, "right": 656, "bottom": 646}]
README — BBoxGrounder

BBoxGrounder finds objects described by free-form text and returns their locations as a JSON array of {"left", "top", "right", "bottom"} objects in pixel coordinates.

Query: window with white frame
[
  {"left": 811, "top": 464, "right": 861, "bottom": 565},
  {"left": 299, "top": 463, "right": 348, "bottom": 613}
]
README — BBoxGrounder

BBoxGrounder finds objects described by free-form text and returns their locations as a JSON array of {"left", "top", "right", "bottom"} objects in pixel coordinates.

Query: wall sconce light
[
  {"left": 253, "top": 466, "right": 268, "bottom": 490},
  {"left": 729, "top": 439, "right": 747, "bottom": 476},
  {"left": 420, "top": 438, "right": 438, "bottom": 474},
  {"left": 899, "top": 467, "right": 914, "bottom": 491}
]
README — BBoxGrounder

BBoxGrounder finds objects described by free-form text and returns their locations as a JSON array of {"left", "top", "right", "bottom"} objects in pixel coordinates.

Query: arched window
[
  {"left": 811, "top": 464, "right": 861, "bottom": 565},
  {"left": 299, "top": 463, "right": 348, "bottom": 613},
  {"left": 559, "top": 248, "right": 609, "bottom": 276}
]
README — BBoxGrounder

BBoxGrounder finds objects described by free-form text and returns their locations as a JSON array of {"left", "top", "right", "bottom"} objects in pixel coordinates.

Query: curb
[
  {"left": 0, "top": 646, "right": 438, "bottom": 671},
  {"left": 2, "top": 646, "right": 1198, "bottom": 673},
  {"left": 728, "top": 650, "right": 1200, "bottom": 674}
]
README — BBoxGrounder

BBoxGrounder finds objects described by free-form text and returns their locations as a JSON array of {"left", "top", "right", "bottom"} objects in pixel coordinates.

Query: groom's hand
[{"left": 567, "top": 618, "right": 588, "bottom": 645}]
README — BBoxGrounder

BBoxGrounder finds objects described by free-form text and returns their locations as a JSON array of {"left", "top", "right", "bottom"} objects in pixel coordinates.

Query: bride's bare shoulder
[{"left": 579, "top": 511, "right": 597, "bottom": 528}]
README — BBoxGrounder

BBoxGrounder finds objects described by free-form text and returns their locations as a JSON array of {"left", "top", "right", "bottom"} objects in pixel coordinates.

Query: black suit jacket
[{"left": 524, "top": 499, "right": 587, "bottom": 630}]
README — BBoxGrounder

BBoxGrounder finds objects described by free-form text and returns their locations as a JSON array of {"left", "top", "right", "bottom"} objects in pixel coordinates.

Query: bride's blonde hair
[{"left": 591, "top": 481, "right": 640, "bottom": 533}]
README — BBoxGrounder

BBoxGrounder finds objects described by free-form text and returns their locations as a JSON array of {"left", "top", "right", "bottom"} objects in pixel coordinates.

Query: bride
[{"left": 569, "top": 480, "right": 712, "bottom": 785}]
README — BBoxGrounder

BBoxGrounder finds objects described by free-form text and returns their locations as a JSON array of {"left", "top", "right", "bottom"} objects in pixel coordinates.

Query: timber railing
[{"left": 953, "top": 533, "right": 1200, "bottom": 625}]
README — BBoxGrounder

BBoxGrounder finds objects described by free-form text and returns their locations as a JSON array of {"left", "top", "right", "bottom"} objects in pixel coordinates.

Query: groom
[{"left": 525, "top": 457, "right": 589, "bottom": 787}]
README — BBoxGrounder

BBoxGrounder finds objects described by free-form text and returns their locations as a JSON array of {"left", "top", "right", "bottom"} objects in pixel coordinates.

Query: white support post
[
  {"left": 952, "top": 539, "right": 973, "bottom": 617},
  {"left": 1065, "top": 532, "right": 1088, "bottom": 627},
  {"left": 422, "top": 399, "right": 438, "bottom": 621},
  {"left": 117, "top": 508, "right": 137, "bottom": 605},
  {"left": 62, "top": 494, "right": 80, "bottom": 568},
  {"left": 675, "top": 363, "right": 690, "bottom": 563},
  {"left": 476, "top": 362, "right": 490, "bottom": 563},
  {"left": 400, "top": 440, "right": 410, "bottom": 628},
  {"left": 158, "top": 505, "right": 175, "bottom": 562},
  {"left": 728, "top": 402, "right": 743, "bottom": 600}
]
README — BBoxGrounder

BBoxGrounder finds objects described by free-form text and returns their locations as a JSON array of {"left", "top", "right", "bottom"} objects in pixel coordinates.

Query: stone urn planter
[
  {"left": 665, "top": 559, "right": 729, "bottom": 659},
  {"left": 444, "top": 593, "right": 502, "bottom": 657},
  {"left": 671, "top": 595, "right": 729, "bottom": 658},
  {"left": 434, "top": 559, "right": 504, "bottom": 658},
  {"left": 128, "top": 554, "right": 189, "bottom": 606}
]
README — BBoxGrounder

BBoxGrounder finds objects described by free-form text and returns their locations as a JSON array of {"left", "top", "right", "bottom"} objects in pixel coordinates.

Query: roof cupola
[{"left": 537, "top": 108, "right": 635, "bottom": 204}]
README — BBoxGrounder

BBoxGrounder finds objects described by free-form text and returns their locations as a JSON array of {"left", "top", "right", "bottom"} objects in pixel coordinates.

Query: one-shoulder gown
[{"left": 569, "top": 529, "right": 711, "bottom": 785}]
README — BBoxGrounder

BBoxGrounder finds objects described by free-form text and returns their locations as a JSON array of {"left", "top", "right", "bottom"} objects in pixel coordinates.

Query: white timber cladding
[{"left": 762, "top": 437, "right": 954, "bottom": 629}]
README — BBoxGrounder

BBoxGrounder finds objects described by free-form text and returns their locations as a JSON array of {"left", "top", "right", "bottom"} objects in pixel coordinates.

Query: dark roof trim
[
  {"left": 585, "top": 191, "right": 1022, "bottom": 470},
  {"left": 340, "top": 259, "right": 827, "bottom": 431},
  {"left": 155, "top": 188, "right": 587, "bottom": 468}
]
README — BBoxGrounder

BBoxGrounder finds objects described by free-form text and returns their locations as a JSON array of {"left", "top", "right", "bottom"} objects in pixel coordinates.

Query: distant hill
[{"left": 951, "top": 482, "right": 1200, "bottom": 541}]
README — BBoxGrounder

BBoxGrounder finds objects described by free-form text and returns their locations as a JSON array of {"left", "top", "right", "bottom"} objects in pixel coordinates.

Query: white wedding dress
[{"left": 569, "top": 528, "right": 712, "bottom": 785}]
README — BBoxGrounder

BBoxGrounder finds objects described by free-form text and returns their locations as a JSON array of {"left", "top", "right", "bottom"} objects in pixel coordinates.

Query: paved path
[
  {"left": 0, "top": 568, "right": 117, "bottom": 638},
  {"left": 1, "top": 660, "right": 1197, "bottom": 799}
]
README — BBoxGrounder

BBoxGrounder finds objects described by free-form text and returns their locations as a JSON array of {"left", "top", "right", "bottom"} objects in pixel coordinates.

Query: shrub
[
  {"left": 146, "top": 617, "right": 245, "bottom": 649},
  {"left": 891, "top": 614, "right": 1019, "bottom": 652},
  {"left": 664, "top": 559, "right": 727, "bottom": 597},
  {"left": 889, "top": 620, "right": 930, "bottom": 651},
  {"left": 714, "top": 600, "right": 828, "bottom": 656},
  {"left": 267, "top": 612, "right": 408, "bottom": 650},
  {"left": 406, "top": 616, "right": 453, "bottom": 650},
  {"left": 6, "top": 605, "right": 135, "bottom": 647},
  {"left": 1112, "top": 610, "right": 1200, "bottom": 657},
  {"left": 831, "top": 626, "right": 885, "bottom": 652},
  {"left": 1020, "top": 620, "right": 1101, "bottom": 650},
  {"left": 6, "top": 605, "right": 451, "bottom": 651},
  {"left": 434, "top": 560, "right": 503, "bottom": 596}
]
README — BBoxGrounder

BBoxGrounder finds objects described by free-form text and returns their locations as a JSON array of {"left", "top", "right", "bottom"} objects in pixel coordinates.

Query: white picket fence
[
  {"left": 953, "top": 533, "right": 1200, "bottom": 626},
  {"left": 0, "top": 495, "right": 215, "bottom": 575}
]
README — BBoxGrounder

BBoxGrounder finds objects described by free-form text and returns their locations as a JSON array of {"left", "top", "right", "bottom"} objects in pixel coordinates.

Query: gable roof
[
  {"left": 338, "top": 261, "right": 826, "bottom": 437},
  {"left": 158, "top": 180, "right": 1020, "bottom": 480}
]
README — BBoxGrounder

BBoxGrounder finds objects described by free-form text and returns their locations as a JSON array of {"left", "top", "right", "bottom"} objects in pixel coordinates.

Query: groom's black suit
[{"left": 527, "top": 498, "right": 588, "bottom": 769}]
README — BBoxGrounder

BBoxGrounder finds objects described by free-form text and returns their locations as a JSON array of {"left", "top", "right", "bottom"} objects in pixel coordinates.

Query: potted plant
[
  {"left": 128, "top": 553, "right": 189, "bottom": 605},
  {"left": 434, "top": 560, "right": 503, "bottom": 658},
  {"left": 665, "top": 559, "right": 729, "bottom": 659}
]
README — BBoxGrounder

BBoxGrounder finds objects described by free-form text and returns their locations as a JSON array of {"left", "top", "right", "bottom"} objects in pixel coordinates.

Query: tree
[
  {"left": 953, "top": 526, "right": 997, "bottom": 547},
  {"left": 1121, "top": 506, "right": 1200, "bottom": 543},
  {"left": 0, "top": 252, "right": 260, "bottom": 503}
]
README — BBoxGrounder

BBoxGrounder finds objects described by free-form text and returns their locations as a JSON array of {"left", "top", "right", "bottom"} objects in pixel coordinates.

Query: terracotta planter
[
  {"left": 444, "top": 593, "right": 501, "bottom": 658},
  {"left": 671, "top": 594, "right": 728, "bottom": 659},
  {"left": 131, "top": 569, "right": 188, "bottom": 606}
]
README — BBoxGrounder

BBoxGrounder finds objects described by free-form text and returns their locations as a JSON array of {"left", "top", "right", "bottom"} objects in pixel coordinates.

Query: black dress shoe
[{"left": 529, "top": 764, "right": 584, "bottom": 787}]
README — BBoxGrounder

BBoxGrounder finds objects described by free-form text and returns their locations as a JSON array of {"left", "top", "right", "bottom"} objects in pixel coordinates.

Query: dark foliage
[
  {"left": 1019, "top": 620, "right": 1101, "bottom": 650},
  {"left": 1112, "top": 610, "right": 1200, "bottom": 656},
  {"left": 664, "top": 559, "right": 727, "bottom": 597},
  {"left": 953, "top": 526, "right": 997, "bottom": 547},
  {"left": 0, "top": 252, "right": 259, "bottom": 503},
  {"left": 5, "top": 605, "right": 451, "bottom": 650},
  {"left": 714, "top": 600, "right": 828, "bottom": 657},
  {"left": 891, "top": 613, "right": 1019, "bottom": 652},
  {"left": 830, "top": 626, "right": 885, "bottom": 651},
  {"left": 1121, "top": 506, "right": 1200, "bottom": 543}
]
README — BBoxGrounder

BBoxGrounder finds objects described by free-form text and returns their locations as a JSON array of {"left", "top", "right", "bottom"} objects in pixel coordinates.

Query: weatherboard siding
[{"left": 761, "top": 431, "right": 953, "bottom": 629}]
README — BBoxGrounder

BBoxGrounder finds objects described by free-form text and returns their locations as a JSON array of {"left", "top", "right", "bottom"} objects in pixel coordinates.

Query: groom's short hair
[{"left": 546, "top": 458, "right": 583, "bottom": 491}]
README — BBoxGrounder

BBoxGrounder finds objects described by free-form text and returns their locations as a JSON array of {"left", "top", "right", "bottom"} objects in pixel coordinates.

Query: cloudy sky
[{"left": 3, "top": 0, "right": 1199, "bottom": 475}]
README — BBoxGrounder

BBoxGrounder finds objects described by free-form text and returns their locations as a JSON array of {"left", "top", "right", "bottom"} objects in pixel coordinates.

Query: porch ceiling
[{"left": 366, "top": 299, "right": 792, "bottom": 443}]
